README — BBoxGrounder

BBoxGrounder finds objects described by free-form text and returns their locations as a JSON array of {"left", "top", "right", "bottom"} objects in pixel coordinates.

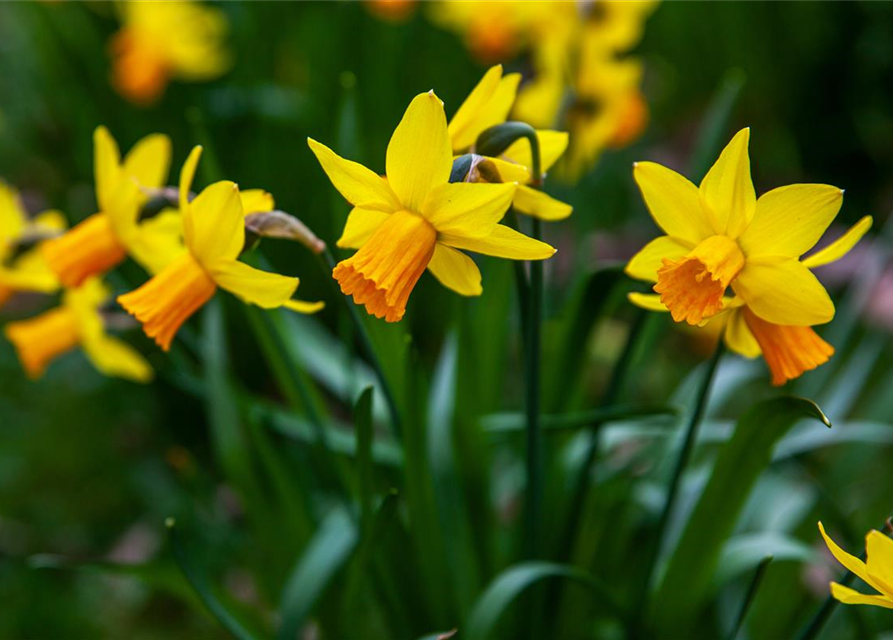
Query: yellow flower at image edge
[
  {"left": 309, "top": 90, "right": 556, "bottom": 323},
  {"left": 42, "top": 126, "right": 180, "bottom": 288},
  {"left": 4, "top": 279, "right": 152, "bottom": 383},
  {"left": 0, "top": 181, "right": 67, "bottom": 308},
  {"left": 819, "top": 522, "right": 893, "bottom": 609},
  {"left": 118, "top": 146, "right": 322, "bottom": 352},
  {"left": 110, "top": 1, "right": 230, "bottom": 105}
]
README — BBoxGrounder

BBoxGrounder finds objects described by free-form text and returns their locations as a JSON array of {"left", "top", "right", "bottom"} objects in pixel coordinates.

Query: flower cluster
[{"left": 433, "top": 0, "right": 658, "bottom": 179}]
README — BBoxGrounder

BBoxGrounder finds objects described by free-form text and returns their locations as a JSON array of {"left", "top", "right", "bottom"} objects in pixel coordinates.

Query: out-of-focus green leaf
[
  {"left": 481, "top": 404, "right": 678, "bottom": 434},
  {"left": 248, "top": 398, "right": 402, "bottom": 467},
  {"left": 712, "top": 532, "right": 815, "bottom": 587},
  {"left": 688, "top": 69, "right": 747, "bottom": 180},
  {"left": 355, "top": 386, "right": 375, "bottom": 532},
  {"left": 277, "top": 507, "right": 359, "bottom": 640},
  {"left": 428, "top": 333, "right": 479, "bottom": 615},
  {"left": 168, "top": 520, "right": 264, "bottom": 640},
  {"left": 773, "top": 421, "right": 893, "bottom": 460},
  {"left": 545, "top": 265, "right": 626, "bottom": 412},
  {"left": 465, "top": 562, "right": 621, "bottom": 640},
  {"left": 651, "top": 397, "right": 830, "bottom": 636},
  {"left": 29, "top": 554, "right": 193, "bottom": 601}
]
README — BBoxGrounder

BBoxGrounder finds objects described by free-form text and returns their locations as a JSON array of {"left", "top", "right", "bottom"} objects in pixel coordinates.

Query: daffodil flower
[
  {"left": 0, "top": 181, "right": 67, "bottom": 309},
  {"left": 309, "top": 90, "right": 556, "bottom": 323},
  {"left": 5, "top": 278, "right": 152, "bottom": 382},
  {"left": 118, "top": 146, "right": 323, "bottom": 351},
  {"left": 626, "top": 128, "right": 847, "bottom": 331},
  {"left": 449, "top": 65, "right": 572, "bottom": 221},
  {"left": 43, "top": 127, "right": 183, "bottom": 288},
  {"left": 818, "top": 521, "right": 893, "bottom": 609},
  {"left": 110, "top": 1, "right": 230, "bottom": 105},
  {"left": 630, "top": 215, "right": 872, "bottom": 385}
]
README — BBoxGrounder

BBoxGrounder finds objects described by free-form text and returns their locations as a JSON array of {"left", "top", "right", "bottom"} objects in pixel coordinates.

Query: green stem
[
  {"left": 319, "top": 248, "right": 403, "bottom": 442},
  {"left": 637, "top": 338, "right": 725, "bottom": 630},
  {"left": 524, "top": 217, "right": 544, "bottom": 561},
  {"left": 727, "top": 556, "right": 772, "bottom": 640}
]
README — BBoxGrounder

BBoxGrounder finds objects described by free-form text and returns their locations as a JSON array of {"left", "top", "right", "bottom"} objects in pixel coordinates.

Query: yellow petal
[
  {"left": 512, "top": 186, "right": 572, "bottom": 221},
  {"left": 83, "top": 334, "right": 154, "bottom": 383},
  {"left": 284, "top": 299, "right": 325, "bottom": 314},
  {"left": 724, "top": 308, "right": 761, "bottom": 358},
  {"left": 307, "top": 138, "right": 401, "bottom": 212},
  {"left": 819, "top": 522, "right": 886, "bottom": 594},
  {"left": 628, "top": 292, "right": 668, "bottom": 312},
  {"left": 699, "top": 128, "right": 756, "bottom": 238},
  {"left": 802, "top": 216, "right": 873, "bottom": 269},
  {"left": 123, "top": 133, "right": 171, "bottom": 190},
  {"left": 94, "top": 126, "right": 122, "bottom": 212},
  {"left": 625, "top": 235, "right": 692, "bottom": 282},
  {"left": 739, "top": 185, "right": 844, "bottom": 259},
  {"left": 179, "top": 146, "right": 203, "bottom": 245},
  {"left": 732, "top": 257, "right": 834, "bottom": 326},
  {"left": 422, "top": 182, "right": 515, "bottom": 238},
  {"left": 427, "top": 244, "right": 482, "bottom": 296},
  {"left": 439, "top": 224, "right": 555, "bottom": 260},
  {"left": 449, "top": 65, "right": 519, "bottom": 152},
  {"left": 209, "top": 259, "right": 298, "bottom": 309},
  {"left": 0, "top": 182, "right": 26, "bottom": 244},
  {"left": 386, "top": 91, "right": 453, "bottom": 212},
  {"left": 128, "top": 210, "right": 186, "bottom": 275},
  {"left": 188, "top": 182, "right": 244, "bottom": 266},
  {"left": 504, "top": 130, "right": 569, "bottom": 174},
  {"left": 32, "top": 209, "right": 68, "bottom": 233},
  {"left": 633, "top": 161, "right": 714, "bottom": 244},
  {"left": 240, "top": 189, "right": 275, "bottom": 214},
  {"left": 0, "top": 250, "right": 59, "bottom": 293},
  {"left": 866, "top": 530, "right": 893, "bottom": 597},
  {"left": 830, "top": 583, "right": 893, "bottom": 609},
  {"left": 337, "top": 207, "right": 390, "bottom": 249},
  {"left": 483, "top": 157, "right": 532, "bottom": 183}
]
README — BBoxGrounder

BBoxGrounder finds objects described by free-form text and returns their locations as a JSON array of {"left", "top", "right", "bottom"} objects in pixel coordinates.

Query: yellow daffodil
[
  {"left": 626, "top": 128, "right": 846, "bottom": 331},
  {"left": 449, "top": 65, "right": 572, "bottom": 221},
  {"left": 42, "top": 127, "right": 182, "bottom": 289},
  {"left": 110, "top": 0, "right": 230, "bottom": 105},
  {"left": 309, "top": 91, "right": 556, "bottom": 323},
  {"left": 118, "top": 146, "right": 322, "bottom": 352},
  {"left": 0, "top": 181, "right": 67, "bottom": 309},
  {"left": 819, "top": 521, "right": 893, "bottom": 609},
  {"left": 366, "top": 0, "right": 416, "bottom": 22},
  {"left": 5, "top": 278, "right": 152, "bottom": 382}
]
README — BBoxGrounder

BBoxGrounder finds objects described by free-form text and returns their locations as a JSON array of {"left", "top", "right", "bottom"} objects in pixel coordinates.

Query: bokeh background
[{"left": 3, "top": 2, "right": 893, "bottom": 638}]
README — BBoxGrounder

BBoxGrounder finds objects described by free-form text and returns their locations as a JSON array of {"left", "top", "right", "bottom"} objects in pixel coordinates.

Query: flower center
[
  {"left": 117, "top": 253, "right": 217, "bottom": 351},
  {"left": 42, "top": 213, "right": 127, "bottom": 289},
  {"left": 332, "top": 210, "right": 437, "bottom": 323},
  {"left": 110, "top": 29, "right": 170, "bottom": 105},
  {"left": 743, "top": 308, "right": 834, "bottom": 386},
  {"left": 654, "top": 235, "right": 745, "bottom": 325},
  {"left": 4, "top": 307, "right": 81, "bottom": 378}
]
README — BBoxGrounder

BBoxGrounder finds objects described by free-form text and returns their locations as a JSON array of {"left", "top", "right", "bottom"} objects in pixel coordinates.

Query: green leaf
[
  {"left": 428, "top": 333, "right": 480, "bottom": 614},
  {"left": 545, "top": 265, "right": 626, "bottom": 412},
  {"left": 277, "top": 507, "right": 359, "bottom": 640},
  {"left": 355, "top": 386, "right": 375, "bottom": 533},
  {"left": 481, "top": 404, "right": 678, "bottom": 435},
  {"left": 465, "top": 562, "right": 621, "bottom": 640},
  {"left": 651, "top": 397, "right": 829, "bottom": 636},
  {"left": 687, "top": 68, "right": 746, "bottom": 181},
  {"left": 167, "top": 519, "right": 264, "bottom": 640},
  {"left": 712, "top": 532, "right": 815, "bottom": 588}
]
